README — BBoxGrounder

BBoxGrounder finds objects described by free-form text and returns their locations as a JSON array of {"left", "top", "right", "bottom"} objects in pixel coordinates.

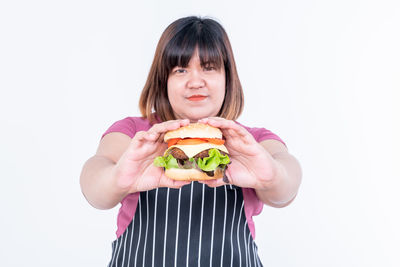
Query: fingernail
[
  {"left": 150, "top": 132, "right": 157, "bottom": 138},
  {"left": 223, "top": 174, "right": 229, "bottom": 184}
]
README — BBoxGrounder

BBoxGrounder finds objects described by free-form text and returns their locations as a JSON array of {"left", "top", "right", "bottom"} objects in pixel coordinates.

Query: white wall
[{"left": 1, "top": 0, "right": 399, "bottom": 266}]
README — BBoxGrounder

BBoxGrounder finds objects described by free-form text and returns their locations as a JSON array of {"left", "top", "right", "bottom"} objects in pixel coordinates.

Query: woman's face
[{"left": 167, "top": 50, "right": 226, "bottom": 122}]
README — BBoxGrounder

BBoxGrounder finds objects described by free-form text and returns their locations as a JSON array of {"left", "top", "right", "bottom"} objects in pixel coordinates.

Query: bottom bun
[{"left": 165, "top": 168, "right": 224, "bottom": 181}]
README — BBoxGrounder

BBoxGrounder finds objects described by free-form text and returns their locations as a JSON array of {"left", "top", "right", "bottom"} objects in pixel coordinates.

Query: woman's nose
[{"left": 187, "top": 71, "right": 205, "bottom": 89}]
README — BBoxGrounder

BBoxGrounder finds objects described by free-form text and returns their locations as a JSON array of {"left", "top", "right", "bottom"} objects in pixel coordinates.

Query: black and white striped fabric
[{"left": 108, "top": 182, "right": 263, "bottom": 267}]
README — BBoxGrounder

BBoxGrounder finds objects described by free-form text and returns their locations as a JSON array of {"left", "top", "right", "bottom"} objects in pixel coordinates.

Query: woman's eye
[
  {"left": 174, "top": 68, "right": 186, "bottom": 74},
  {"left": 204, "top": 65, "right": 216, "bottom": 71}
]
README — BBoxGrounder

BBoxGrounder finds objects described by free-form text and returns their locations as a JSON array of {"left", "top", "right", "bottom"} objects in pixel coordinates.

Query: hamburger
[{"left": 153, "top": 123, "right": 230, "bottom": 181}]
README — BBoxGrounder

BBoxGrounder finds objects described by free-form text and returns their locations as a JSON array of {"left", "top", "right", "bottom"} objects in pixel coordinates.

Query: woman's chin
[
  {"left": 182, "top": 112, "right": 217, "bottom": 121},
  {"left": 173, "top": 104, "right": 221, "bottom": 121}
]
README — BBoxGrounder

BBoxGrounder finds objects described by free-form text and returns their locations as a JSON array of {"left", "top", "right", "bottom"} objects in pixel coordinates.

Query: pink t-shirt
[{"left": 102, "top": 116, "right": 285, "bottom": 239}]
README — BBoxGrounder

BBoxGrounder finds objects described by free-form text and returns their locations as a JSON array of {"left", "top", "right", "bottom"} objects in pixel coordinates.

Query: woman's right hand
[{"left": 112, "top": 119, "right": 191, "bottom": 194}]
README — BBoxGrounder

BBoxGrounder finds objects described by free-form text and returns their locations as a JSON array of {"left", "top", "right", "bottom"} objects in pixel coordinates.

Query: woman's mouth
[{"left": 187, "top": 95, "right": 207, "bottom": 101}]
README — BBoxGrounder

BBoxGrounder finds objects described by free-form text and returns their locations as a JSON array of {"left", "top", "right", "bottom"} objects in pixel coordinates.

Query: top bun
[{"left": 164, "top": 123, "right": 222, "bottom": 142}]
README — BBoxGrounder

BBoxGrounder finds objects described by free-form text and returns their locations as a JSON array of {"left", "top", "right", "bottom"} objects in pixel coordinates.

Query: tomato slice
[
  {"left": 205, "top": 138, "right": 225, "bottom": 145},
  {"left": 167, "top": 138, "right": 225, "bottom": 147},
  {"left": 177, "top": 138, "right": 208, "bottom": 146},
  {"left": 167, "top": 138, "right": 181, "bottom": 147}
]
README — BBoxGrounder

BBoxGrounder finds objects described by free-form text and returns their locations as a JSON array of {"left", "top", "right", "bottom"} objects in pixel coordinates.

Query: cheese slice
[{"left": 164, "top": 143, "right": 228, "bottom": 158}]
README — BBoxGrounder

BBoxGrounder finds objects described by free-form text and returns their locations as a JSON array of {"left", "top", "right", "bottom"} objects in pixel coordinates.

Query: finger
[
  {"left": 130, "top": 131, "right": 148, "bottom": 148},
  {"left": 159, "top": 175, "right": 191, "bottom": 189},
  {"left": 133, "top": 131, "right": 147, "bottom": 141},
  {"left": 219, "top": 127, "right": 252, "bottom": 148},
  {"left": 199, "top": 118, "right": 240, "bottom": 140},
  {"left": 197, "top": 117, "right": 225, "bottom": 125},
  {"left": 198, "top": 116, "right": 223, "bottom": 122},
  {"left": 148, "top": 119, "right": 190, "bottom": 138},
  {"left": 154, "top": 132, "right": 165, "bottom": 144},
  {"left": 223, "top": 173, "right": 230, "bottom": 184},
  {"left": 156, "top": 120, "right": 188, "bottom": 133},
  {"left": 166, "top": 181, "right": 191, "bottom": 189},
  {"left": 225, "top": 168, "right": 235, "bottom": 185},
  {"left": 130, "top": 131, "right": 160, "bottom": 153},
  {"left": 139, "top": 119, "right": 191, "bottom": 146},
  {"left": 198, "top": 178, "right": 226, "bottom": 188},
  {"left": 127, "top": 132, "right": 166, "bottom": 159},
  {"left": 222, "top": 128, "right": 239, "bottom": 139},
  {"left": 201, "top": 117, "right": 249, "bottom": 138},
  {"left": 158, "top": 119, "right": 190, "bottom": 142},
  {"left": 224, "top": 125, "right": 257, "bottom": 145},
  {"left": 197, "top": 117, "right": 209, "bottom": 123},
  {"left": 145, "top": 131, "right": 159, "bottom": 142}
]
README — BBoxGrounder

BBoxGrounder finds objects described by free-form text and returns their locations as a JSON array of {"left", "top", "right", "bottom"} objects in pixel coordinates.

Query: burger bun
[
  {"left": 164, "top": 123, "right": 222, "bottom": 142},
  {"left": 165, "top": 167, "right": 224, "bottom": 181}
]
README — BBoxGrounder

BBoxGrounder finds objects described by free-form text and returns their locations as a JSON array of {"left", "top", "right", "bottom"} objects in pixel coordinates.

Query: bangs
[{"left": 163, "top": 22, "right": 225, "bottom": 73}]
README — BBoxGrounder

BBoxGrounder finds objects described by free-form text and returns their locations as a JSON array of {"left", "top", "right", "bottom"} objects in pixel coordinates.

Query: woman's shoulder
[{"left": 101, "top": 116, "right": 153, "bottom": 139}]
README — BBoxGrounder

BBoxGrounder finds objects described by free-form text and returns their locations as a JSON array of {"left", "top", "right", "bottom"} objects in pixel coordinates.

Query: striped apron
[{"left": 108, "top": 182, "right": 264, "bottom": 267}]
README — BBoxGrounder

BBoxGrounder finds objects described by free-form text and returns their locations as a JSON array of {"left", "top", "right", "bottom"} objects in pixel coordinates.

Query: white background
[{"left": 1, "top": 0, "right": 399, "bottom": 266}]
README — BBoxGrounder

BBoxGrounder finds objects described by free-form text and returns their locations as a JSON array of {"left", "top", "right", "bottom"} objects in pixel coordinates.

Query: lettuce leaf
[
  {"left": 154, "top": 148, "right": 230, "bottom": 171},
  {"left": 154, "top": 154, "right": 179, "bottom": 169},
  {"left": 196, "top": 148, "right": 230, "bottom": 171}
]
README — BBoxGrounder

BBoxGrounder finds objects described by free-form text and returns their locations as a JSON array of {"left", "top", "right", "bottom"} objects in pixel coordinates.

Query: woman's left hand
[{"left": 197, "top": 117, "right": 280, "bottom": 189}]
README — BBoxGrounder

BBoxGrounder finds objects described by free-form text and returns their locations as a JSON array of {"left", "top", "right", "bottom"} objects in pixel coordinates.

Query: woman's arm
[
  {"left": 79, "top": 132, "right": 132, "bottom": 210},
  {"left": 80, "top": 120, "right": 191, "bottom": 210},
  {"left": 255, "top": 139, "right": 302, "bottom": 208}
]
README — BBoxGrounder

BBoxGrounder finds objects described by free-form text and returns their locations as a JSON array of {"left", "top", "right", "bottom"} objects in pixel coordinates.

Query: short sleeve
[
  {"left": 236, "top": 121, "right": 286, "bottom": 147},
  {"left": 255, "top": 127, "right": 286, "bottom": 146},
  {"left": 101, "top": 117, "right": 137, "bottom": 140}
]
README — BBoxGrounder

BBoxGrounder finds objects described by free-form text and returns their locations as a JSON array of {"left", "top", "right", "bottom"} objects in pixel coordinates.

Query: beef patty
[{"left": 167, "top": 148, "right": 227, "bottom": 160}]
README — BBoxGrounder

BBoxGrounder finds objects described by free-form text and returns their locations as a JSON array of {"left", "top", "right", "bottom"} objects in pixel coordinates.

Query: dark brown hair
[{"left": 139, "top": 16, "right": 244, "bottom": 123}]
